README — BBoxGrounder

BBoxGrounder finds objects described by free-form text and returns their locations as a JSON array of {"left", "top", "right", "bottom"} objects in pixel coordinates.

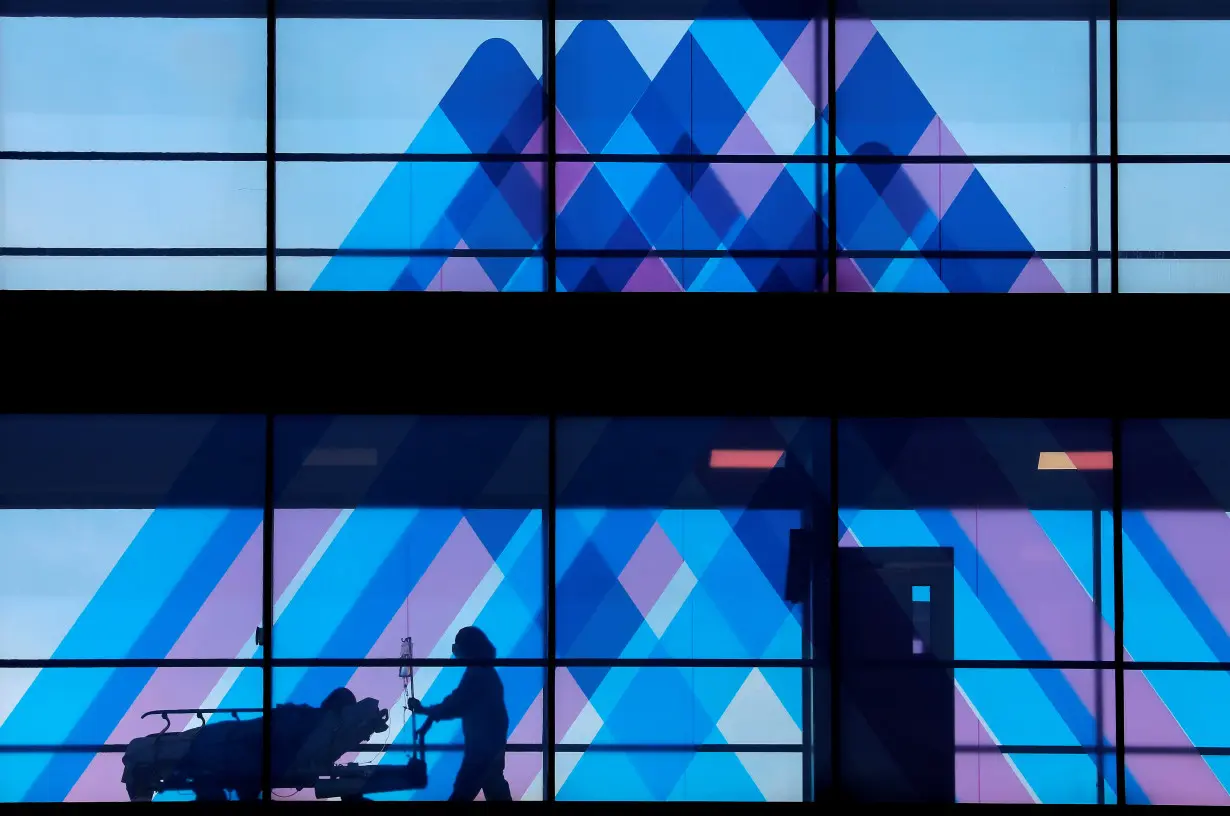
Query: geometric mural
[
  {"left": 285, "top": 18, "right": 1085, "bottom": 293},
  {"left": 0, "top": 507, "right": 545, "bottom": 802},
  {"left": 548, "top": 416, "right": 820, "bottom": 801},
  {"left": 842, "top": 510, "right": 1119, "bottom": 804},
  {"left": 267, "top": 509, "right": 546, "bottom": 802},
  {"left": 279, "top": 23, "right": 547, "bottom": 293},
  {"left": 1120, "top": 419, "right": 1230, "bottom": 806},
  {"left": 22, "top": 18, "right": 1230, "bottom": 293},
  {"left": 9, "top": 414, "right": 1230, "bottom": 803},
  {"left": 831, "top": 21, "right": 1074, "bottom": 293},
  {"left": 554, "top": 666, "right": 803, "bottom": 801},
  {"left": 555, "top": 509, "right": 805, "bottom": 661},
  {"left": 839, "top": 416, "right": 1119, "bottom": 805},
  {"left": 554, "top": 510, "right": 806, "bottom": 800},
  {"left": 554, "top": 20, "right": 820, "bottom": 293}
]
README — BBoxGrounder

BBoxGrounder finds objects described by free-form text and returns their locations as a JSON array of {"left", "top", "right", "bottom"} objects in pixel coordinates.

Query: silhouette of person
[{"left": 407, "top": 626, "right": 512, "bottom": 802}]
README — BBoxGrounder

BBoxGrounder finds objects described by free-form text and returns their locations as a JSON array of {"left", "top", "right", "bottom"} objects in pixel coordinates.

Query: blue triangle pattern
[{"left": 306, "top": 19, "right": 1068, "bottom": 293}]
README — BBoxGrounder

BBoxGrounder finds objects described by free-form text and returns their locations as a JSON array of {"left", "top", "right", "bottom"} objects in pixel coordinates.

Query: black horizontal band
[{"left": 0, "top": 291, "right": 1222, "bottom": 419}]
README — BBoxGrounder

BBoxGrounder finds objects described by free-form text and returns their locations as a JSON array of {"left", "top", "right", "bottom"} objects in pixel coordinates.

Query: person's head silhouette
[{"left": 451, "top": 626, "right": 496, "bottom": 661}]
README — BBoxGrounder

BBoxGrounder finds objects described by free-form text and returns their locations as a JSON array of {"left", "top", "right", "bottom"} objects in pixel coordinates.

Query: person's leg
[
  {"left": 481, "top": 773, "right": 513, "bottom": 801},
  {"left": 449, "top": 762, "right": 485, "bottom": 802},
  {"left": 480, "top": 753, "right": 513, "bottom": 801}
]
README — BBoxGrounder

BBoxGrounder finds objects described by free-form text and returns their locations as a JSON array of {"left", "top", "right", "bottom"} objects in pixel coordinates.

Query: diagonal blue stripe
[
  {"left": 1122, "top": 527, "right": 1217, "bottom": 662},
  {"left": 53, "top": 509, "right": 230, "bottom": 659},
  {"left": 274, "top": 509, "right": 420, "bottom": 657},
  {"left": 917, "top": 510, "right": 1146, "bottom": 804},
  {"left": 217, "top": 656, "right": 265, "bottom": 717},
  {"left": 0, "top": 509, "right": 227, "bottom": 757},
  {"left": 287, "top": 510, "right": 461, "bottom": 706},
  {"left": 1122, "top": 512, "right": 1230, "bottom": 663}
]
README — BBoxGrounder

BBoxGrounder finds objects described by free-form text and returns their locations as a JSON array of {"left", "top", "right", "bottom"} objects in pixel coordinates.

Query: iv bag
[{"left": 399, "top": 637, "right": 413, "bottom": 678}]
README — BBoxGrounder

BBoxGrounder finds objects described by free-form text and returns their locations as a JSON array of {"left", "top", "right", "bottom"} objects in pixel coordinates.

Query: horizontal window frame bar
[
  {"left": 10, "top": 658, "right": 1230, "bottom": 670},
  {"left": 10, "top": 248, "right": 1212, "bottom": 260},
  {"left": 12, "top": 151, "right": 1230, "bottom": 165},
  {"left": 0, "top": 657, "right": 808, "bottom": 668},
  {"left": 10, "top": 248, "right": 1230, "bottom": 262},
  {"left": 12, "top": 742, "right": 1230, "bottom": 756}
]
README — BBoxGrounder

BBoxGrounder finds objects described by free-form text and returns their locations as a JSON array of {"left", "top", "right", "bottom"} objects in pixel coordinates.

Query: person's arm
[{"left": 419, "top": 671, "right": 477, "bottom": 722}]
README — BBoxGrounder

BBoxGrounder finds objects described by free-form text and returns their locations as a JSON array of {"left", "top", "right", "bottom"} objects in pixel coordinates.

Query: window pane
[
  {"left": 271, "top": 666, "right": 543, "bottom": 801},
  {"left": 0, "top": 667, "right": 261, "bottom": 802},
  {"left": 839, "top": 668, "right": 1115, "bottom": 803},
  {"left": 555, "top": 161, "right": 683, "bottom": 251},
  {"left": 554, "top": 16, "right": 824, "bottom": 293},
  {"left": 0, "top": 257, "right": 265, "bottom": 291},
  {"left": 272, "top": 416, "right": 547, "bottom": 661},
  {"left": 276, "top": 160, "right": 543, "bottom": 291},
  {"left": 1097, "top": 20, "right": 1111, "bottom": 156},
  {"left": 1123, "top": 668, "right": 1230, "bottom": 805},
  {"left": 835, "top": 19, "right": 1095, "bottom": 156},
  {"left": 554, "top": 666, "right": 803, "bottom": 801},
  {"left": 274, "top": 17, "right": 544, "bottom": 292},
  {"left": 1118, "top": 20, "right": 1230, "bottom": 155},
  {"left": 0, "top": 17, "right": 265, "bottom": 153},
  {"left": 835, "top": 160, "right": 1092, "bottom": 292},
  {"left": 277, "top": 19, "right": 543, "bottom": 155},
  {"left": 277, "top": 161, "right": 544, "bottom": 251},
  {"left": 556, "top": 255, "right": 685, "bottom": 292},
  {"left": 0, "top": 160, "right": 265, "bottom": 250},
  {"left": 1120, "top": 259, "right": 1230, "bottom": 293},
  {"left": 554, "top": 417, "right": 828, "bottom": 661},
  {"left": 839, "top": 418, "right": 1115, "bottom": 663},
  {"left": 556, "top": 160, "right": 817, "bottom": 251},
  {"left": 0, "top": 415, "right": 265, "bottom": 662},
  {"left": 1120, "top": 163, "right": 1230, "bottom": 253},
  {"left": 682, "top": 256, "right": 817, "bottom": 292},
  {"left": 556, "top": 18, "right": 820, "bottom": 157},
  {"left": 838, "top": 254, "right": 1097, "bottom": 293},
  {"left": 836, "top": 162, "right": 1090, "bottom": 251},
  {"left": 557, "top": 253, "right": 820, "bottom": 293},
  {"left": 277, "top": 254, "right": 544, "bottom": 292},
  {"left": 1122, "top": 420, "right": 1230, "bottom": 665}
]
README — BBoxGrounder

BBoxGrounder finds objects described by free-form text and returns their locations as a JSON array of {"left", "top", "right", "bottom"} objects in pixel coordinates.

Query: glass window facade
[
  {"left": 5, "top": 0, "right": 1223, "bottom": 291},
  {"left": 7, "top": 413, "right": 1230, "bottom": 804}
]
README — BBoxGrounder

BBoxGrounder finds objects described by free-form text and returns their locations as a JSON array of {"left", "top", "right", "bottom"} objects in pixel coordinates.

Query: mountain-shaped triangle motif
[{"left": 311, "top": 21, "right": 1065, "bottom": 294}]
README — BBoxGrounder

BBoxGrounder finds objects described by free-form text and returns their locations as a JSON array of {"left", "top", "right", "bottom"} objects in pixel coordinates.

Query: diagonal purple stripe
[
  {"left": 1140, "top": 510, "right": 1230, "bottom": 640},
  {"left": 66, "top": 512, "right": 340, "bottom": 801},
  {"left": 66, "top": 526, "right": 264, "bottom": 801},
  {"left": 955, "top": 685, "right": 1033, "bottom": 803},
  {"left": 330, "top": 519, "right": 499, "bottom": 764},
  {"left": 965, "top": 511, "right": 1230, "bottom": 805},
  {"left": 272, "top": 508, "right": 344, "bottom": 598},
  {"left": 955, "top": 510, "right": 1100, "bottom": 661}
]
